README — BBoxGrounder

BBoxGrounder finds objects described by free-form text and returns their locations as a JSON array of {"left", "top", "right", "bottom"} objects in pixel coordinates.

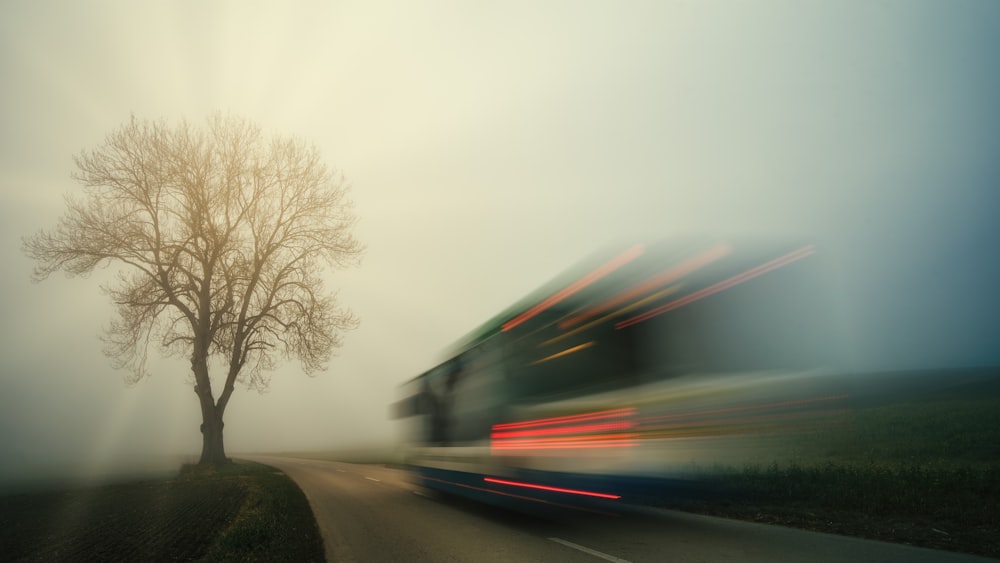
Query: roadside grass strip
[
  {"left": 0, "top": 460, "right": 324, "bottom": 562},
  {"left": 666, "top": 396, "right": 1000, "bottom": 558}
]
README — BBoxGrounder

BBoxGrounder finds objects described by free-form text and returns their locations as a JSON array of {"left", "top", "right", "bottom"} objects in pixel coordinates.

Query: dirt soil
[{"left": 1, "top": 478, "right": 247, "bottom": 562}]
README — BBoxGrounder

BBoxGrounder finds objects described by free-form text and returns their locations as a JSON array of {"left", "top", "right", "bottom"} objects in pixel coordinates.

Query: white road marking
[
  {"left": 412, "top": 490, "right": 430, "bottom": 498},
  {"left": 365, "top": 476, "right": 380, "bottom": 482},
  {"left": 549, "top": 538, "right": 632, "bottom": 563}
]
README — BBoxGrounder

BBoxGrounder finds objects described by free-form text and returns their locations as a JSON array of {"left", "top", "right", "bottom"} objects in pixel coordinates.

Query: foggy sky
[{"left": 1, "top": 1, "right": 998, "bottom": 482}]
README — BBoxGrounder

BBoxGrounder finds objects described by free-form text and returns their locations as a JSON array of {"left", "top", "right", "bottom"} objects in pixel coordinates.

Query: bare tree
[{"left": 23, "top": 115, "right": 363, "bottom": 466}]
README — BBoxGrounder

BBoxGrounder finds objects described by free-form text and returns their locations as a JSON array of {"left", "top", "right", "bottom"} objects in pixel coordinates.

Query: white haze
[{"left": 1, "top": 1, "right": 998, "bottom": 484}]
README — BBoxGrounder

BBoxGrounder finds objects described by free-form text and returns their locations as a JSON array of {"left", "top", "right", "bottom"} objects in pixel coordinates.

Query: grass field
[
  {"left": 669, "top": 377, "right": 1000, "bottom": 558},
  {"left": 0, "top": 460, "right": 324, "bottom": 562}
]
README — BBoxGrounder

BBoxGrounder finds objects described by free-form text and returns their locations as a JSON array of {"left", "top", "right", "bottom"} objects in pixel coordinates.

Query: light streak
[
  {"left": 615, "top": 245, "right": 816, "bottom": 329},
  {"left": 502, "top": 244, "right": 644, "bottom": 332},
  {"left": 491, "top": 420, "right": 635, "bottom": 439},
  {"left": 530, "top": 341, "right": 596, "bottom": 365},
  {"left": 491, "top": 408, "right": 638, "bottom": 451},
  {"left": 560, "top": 243, "right": 732, "bottom": 329},
  {"left": 484, "top": 477, "right": 621, "bottom": 499},
  {"left": 639, "top": 409, "right": 847, "bottom": 437},
  {"left": 491, "top": 439, "right": 638, "bottom": 450},
  {"left": 541, "top": 285, "right": 680, "bottom": 347},
  {"left": 493, "top": 408, "right": 635, "bottom": 431},
  {"left": 495, "top": 433, "right": 638, "bottom": 444},
  {"left": 420, "top": 476, "right": 619, "bottom": 515},
  {"left": 640, "top": 394, "right": 849, "bottom": 424}
]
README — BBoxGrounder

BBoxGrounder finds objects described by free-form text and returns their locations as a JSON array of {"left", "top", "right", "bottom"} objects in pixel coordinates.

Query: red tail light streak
[
  {"left": 492, "top": 421, "right": 634, "bottom": 439},
  {"left": 484, "top": 477, "right": 621, "bottom": 499},
  {"left": 493, "top": 408, "right": 635, "bottom": 430},
  {"left": 490, "top": 437, "right": 638, "bottom": 450},
  {"left": 491, "top": 408, "right": 637, "bottom": 452}
]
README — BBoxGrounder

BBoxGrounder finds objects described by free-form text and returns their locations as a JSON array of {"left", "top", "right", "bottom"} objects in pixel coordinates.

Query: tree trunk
[
  {"left": 199, "top": 408, "right": 227, "bottom": 466},
  {"left": 192, "top": 351, "right": 229, "bottom": 466}
]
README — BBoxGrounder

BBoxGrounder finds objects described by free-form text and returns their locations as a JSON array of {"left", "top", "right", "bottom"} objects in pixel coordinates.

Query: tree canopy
[{"left": 23, "top": 114, "right": 363, "bottom": 464}]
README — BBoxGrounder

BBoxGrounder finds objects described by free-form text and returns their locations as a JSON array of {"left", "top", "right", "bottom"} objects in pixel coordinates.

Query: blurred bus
[{"left": 393, "top": 238, "right": 849, "bottom": 514}]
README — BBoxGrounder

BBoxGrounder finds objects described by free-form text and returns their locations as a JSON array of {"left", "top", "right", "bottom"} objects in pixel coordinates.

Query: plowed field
[{"left": 2, "top": 477, "right": 247, "bottom": 562}]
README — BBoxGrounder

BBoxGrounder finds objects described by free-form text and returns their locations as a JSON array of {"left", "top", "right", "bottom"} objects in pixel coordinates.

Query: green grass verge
[
  {"left": 0, "top": 460, "right": 324, "bottom": 562},
  {"left": 787, "top": 397, "right": 1000, "bottom": 466},
  {"left": 718, "top": 462, "right": 1000, "bottom": 521},
  {"left": 674, "top": 395, "right": 1000, "bottom": 557},
  {"left": 197, "top": 461, "right": 325, "bottom": 562}
]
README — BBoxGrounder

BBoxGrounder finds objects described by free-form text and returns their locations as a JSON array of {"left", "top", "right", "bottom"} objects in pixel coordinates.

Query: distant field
[
  {"left": 0, "top": 460, "right": 324, "bottom": 562},
  {"left": 672, "top": 369, "right": 1000, "bottom": 558}
]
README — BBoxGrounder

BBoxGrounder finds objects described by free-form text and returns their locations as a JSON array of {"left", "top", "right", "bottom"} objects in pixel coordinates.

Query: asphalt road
[{"left": 246, "top": 456, "right": 995, "bottom": 563}]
